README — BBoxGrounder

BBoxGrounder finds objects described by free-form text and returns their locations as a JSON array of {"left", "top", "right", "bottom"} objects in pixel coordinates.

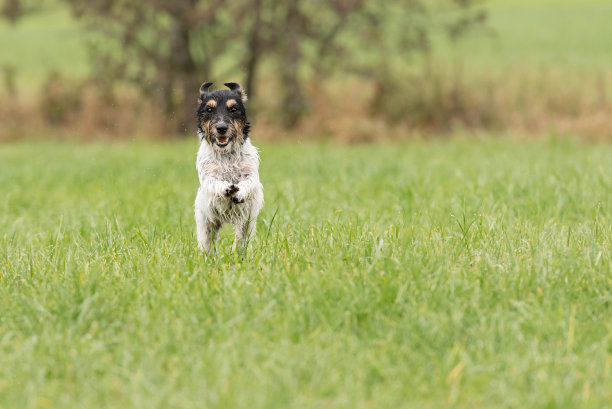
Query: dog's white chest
[{"left": 195, "top": 140, "right": 263, "bottom": 225}]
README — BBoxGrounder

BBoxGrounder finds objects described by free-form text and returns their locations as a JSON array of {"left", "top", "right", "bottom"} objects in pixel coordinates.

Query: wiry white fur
[{"left": 194, "top": 129, "right": 264, "bottom": 254}]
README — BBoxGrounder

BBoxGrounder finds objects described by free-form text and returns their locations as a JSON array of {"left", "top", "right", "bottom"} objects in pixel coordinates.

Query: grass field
[{"left": 1, "top": 139, "right": 612, "bottom": 408}]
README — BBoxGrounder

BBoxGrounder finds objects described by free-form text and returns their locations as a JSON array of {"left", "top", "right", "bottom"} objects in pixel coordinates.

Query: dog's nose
[{"left": 216, "top": 123, "right": 228, "bottom": 134}]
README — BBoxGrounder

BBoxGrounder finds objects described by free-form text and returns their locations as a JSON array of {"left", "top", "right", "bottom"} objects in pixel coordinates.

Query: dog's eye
[
  {"left": 230, "top": 106, "right": 238, "bottom": 113},
  {"left": 206, "top": 107, "right": 214, "bottom": 113}
]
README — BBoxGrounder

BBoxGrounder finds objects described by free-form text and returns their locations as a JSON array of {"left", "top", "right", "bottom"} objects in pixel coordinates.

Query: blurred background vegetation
[{"left": 1, "top": 0, "right": 611, "bottom": 141}]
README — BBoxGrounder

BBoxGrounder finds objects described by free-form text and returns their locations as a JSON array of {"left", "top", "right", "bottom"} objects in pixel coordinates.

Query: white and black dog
[{"left": 194, "top": 82, "right": 264, "bottom": 254}]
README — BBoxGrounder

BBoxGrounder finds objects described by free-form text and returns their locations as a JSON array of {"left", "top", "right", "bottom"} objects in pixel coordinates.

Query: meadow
[
  {"left": 2, "top": 0, "right": 612, "bottom": 407},
  {"left": 1, "top": 139, "right": 612, "bottom": 408}
]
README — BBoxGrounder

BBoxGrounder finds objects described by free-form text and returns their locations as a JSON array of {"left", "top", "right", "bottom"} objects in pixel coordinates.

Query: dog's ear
[
  {"left": 198, "top": 82, "right": 213, "bottom": 103},
  {"left": 224, "top": 82, "right": 248, "bottom": 103}
]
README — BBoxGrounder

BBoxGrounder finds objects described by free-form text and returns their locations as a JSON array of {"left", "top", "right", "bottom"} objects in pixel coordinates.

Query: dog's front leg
[
  {"left": 200, "top": 175, "right": 235, "bottom": 199},
  {"left": 195, "top": 185, "right": 222, "bottom": 254},
  {"left": 231, "top": 176, "right": 260, "bottom": 204}
]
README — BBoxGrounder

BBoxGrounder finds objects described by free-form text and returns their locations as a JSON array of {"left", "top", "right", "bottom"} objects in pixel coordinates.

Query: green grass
[{"left": 1, "top": 139, "right": 612, "bottom": 408}]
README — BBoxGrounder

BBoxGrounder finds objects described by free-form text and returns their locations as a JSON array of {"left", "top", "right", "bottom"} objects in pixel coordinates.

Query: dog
[{"left": 194, "top": 82, "right": 264, "bottom": 254}]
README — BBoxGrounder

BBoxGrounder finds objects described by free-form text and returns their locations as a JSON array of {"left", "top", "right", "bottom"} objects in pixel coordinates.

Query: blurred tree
[
  {"left": 333, "top": 0, "right": 487, "bottom": 126},
  {"left": 65, "top": 0, "right": 254, "bottom": 133},
  {"left": 1, "top": 0, "right": 53, "bottom": 22},
  {"left": 61, "top": 0, "right": 485, "bottom": 133},
  {"left": 243, "top": 0, "right": 484, "bottom": 128},
  {"left": 247, "top": 0, "right": 367, "bottom": 127},
  {"left": 1, "top": 0, "right": 22, "bottom": 22},
  {"left": 64, "top": 0, "right": 370, "bottom": 131}
]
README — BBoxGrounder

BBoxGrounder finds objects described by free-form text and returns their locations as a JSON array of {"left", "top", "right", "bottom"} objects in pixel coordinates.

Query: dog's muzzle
[{"left": 214, "top": 121, "right": 231, "bottom": 146}]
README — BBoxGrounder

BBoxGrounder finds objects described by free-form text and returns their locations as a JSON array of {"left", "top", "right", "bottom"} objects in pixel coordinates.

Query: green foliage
[{"left": 1, "top": 139, "right": 612, "bottom": 408}]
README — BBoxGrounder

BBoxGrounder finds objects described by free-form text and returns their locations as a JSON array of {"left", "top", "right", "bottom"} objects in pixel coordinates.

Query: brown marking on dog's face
[
  {"left": 231, "top": 119, "right": 245, "bottom": 144},
  {"left": 196, "top": 84, "right": 249, "bottom": 150},
  {"left": 199, "top": 120, "right": 213, "bottom": 143}
]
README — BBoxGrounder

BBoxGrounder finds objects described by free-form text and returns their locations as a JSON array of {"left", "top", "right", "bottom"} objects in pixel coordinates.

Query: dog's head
[{"left": 196, "top": 82, "right": 250, "bottom": 152}]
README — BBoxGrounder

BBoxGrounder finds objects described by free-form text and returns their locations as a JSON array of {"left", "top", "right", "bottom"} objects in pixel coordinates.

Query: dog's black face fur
[{"left": 197, "top": 82, "right": 250, "bottom": 150}]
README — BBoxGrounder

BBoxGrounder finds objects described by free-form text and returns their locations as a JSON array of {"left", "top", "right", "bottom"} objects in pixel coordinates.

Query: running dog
[{"left": 194, "top": 82, "right": 264, "bottom": 254}]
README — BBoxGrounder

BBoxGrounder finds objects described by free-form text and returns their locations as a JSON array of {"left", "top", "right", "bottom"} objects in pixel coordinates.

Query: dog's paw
[
  {"left": 232, "top": 190, "right": 246, "bottom": 203},
  {"left": 224, "top": 184, "right": 239, "bottom": 197}
]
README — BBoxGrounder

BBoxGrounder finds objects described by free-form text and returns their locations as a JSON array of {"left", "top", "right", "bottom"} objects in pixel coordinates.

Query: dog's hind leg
[
  {"left": 210, "top": 221, "right": 222, "bottom": 251},
  {"left": 232, "top": 217, "right": 257, "bottom": 255},
  {"left": 195, "top": 210, "right": 208, "bottom": 252},
  {"left": 196, "top": 213, "right": 220, "bottom": 254}
]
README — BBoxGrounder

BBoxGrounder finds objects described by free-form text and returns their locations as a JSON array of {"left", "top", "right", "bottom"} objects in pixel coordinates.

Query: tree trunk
[
  {"left": 1, "top": 0, "right": 22, "bottom": 23},
  {"left": 244, "top": 0, "right": 263, "bottom": 117},
  {"left": 280, "top": 0, "right": 307, "bottom": 128},
  {"left": 171, "top": 21, "right": 198, "bottom": 135}
]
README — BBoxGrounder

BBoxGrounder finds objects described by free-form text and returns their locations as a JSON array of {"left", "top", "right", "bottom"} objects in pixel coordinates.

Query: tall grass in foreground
[{"left": 1, "top": 139, "right": 611, "bottom": 408}]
